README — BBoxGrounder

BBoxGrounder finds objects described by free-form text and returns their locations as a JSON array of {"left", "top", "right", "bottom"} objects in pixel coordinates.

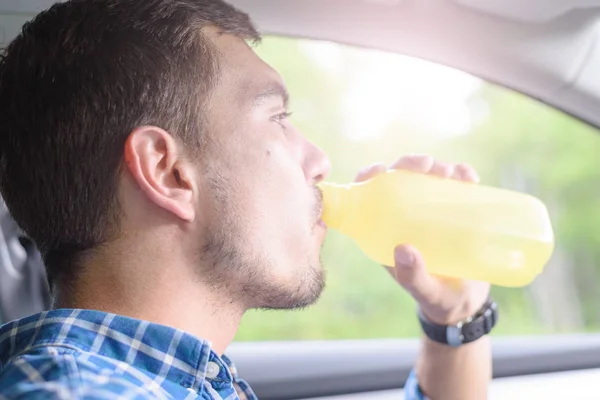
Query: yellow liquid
[{"left": 320, "top": 170, "right": 555, "bottom": 287}]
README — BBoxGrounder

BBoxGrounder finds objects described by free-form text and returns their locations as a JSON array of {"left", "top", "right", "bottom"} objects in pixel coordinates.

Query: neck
[{"left": 54, "top": 237, "right": 244, "bottom": 355}]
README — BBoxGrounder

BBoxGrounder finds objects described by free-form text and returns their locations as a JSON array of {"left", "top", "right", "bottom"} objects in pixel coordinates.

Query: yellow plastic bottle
[{"left": 320, "top": 169, "right": 555, "bottom": 287}]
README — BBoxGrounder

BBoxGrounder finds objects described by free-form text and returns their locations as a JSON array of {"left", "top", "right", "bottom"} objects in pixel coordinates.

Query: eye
[{"left": 271, "top": 111, "right": 293, "bottom": 128}]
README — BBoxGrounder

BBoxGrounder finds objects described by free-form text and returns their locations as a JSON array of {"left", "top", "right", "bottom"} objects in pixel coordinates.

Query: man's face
[{"left": 196, "top": 30, "right": 331, "bottom": 310}]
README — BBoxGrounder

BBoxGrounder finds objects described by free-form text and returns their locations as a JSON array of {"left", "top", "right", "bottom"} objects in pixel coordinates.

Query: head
[{"left": 0, "top": 0, "right": 330, "bottom": 311}]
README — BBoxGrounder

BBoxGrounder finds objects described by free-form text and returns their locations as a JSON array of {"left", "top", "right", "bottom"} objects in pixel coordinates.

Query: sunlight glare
[{"left": 301, "top": 41, "right": 483, "bottom": 142}]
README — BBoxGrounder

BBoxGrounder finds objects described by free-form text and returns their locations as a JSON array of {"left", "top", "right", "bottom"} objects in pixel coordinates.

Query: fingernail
[{"left": 395, "top": 246, "right": 414, "bottom": 267}]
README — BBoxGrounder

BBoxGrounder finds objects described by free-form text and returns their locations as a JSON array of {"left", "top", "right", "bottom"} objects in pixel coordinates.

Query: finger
[
  {"left": 429, "top": 161, "right": 455, "bottom": 179},
  {"left": 393, "top": 245, "right": 443, "bottom": 305},
  {"left": 389, "top": 154, "right": 434, "bottom": 173},
  {"left": 454, "top": 163, "right": 480, "bottom": 183},
  {"left": 355, "top": 163, "right": 387, "bottom": 183}
]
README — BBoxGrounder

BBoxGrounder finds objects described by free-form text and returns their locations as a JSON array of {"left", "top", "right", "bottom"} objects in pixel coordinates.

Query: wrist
[
  {"left": 417, "top": 335, "right": 492, "bottom": 400},
  {"left": 420, "top": 293, "right": 490, "bottom": 326}
]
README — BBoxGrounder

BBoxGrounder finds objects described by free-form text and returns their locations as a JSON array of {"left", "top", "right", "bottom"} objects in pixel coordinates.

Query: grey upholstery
[{"left": 0, "top": 202, "right": 50, "bottom": 323}]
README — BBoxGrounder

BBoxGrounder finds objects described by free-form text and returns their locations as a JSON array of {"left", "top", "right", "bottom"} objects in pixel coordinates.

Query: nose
[{"left": 304, "top": 142, "right": 331, "bottom": 185}]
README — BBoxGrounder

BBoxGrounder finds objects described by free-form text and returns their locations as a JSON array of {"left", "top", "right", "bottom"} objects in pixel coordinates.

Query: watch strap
[{"left": 418, "top": 298, "right": 498, "bottom": 347}]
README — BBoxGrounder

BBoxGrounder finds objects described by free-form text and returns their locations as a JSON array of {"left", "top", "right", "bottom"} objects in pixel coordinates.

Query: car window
[{"left": 235, "top": 36, "right": 600, "bottom": 341}]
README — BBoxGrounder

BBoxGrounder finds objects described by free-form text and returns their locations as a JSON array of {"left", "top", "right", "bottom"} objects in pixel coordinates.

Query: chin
[{"left": 248, "top": 258, "right": 326, "bottom": 311}]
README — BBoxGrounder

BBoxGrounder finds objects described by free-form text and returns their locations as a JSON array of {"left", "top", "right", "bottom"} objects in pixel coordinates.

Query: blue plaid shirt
[{"left": 0, "top": 309, "right": 427, "bottom": 399}]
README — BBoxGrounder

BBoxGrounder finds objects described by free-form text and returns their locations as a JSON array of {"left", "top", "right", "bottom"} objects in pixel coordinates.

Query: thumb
[{"left": 393, "top": 245, "right": 442, "bottom": 305}]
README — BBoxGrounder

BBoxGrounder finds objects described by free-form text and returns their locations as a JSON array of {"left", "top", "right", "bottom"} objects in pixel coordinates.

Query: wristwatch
[{"left": 418, "top": 298, "right": 498, "bottom": 347}]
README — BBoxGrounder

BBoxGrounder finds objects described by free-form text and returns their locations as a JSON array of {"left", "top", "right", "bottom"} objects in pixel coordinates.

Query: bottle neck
[{"left": 319, "top": 182, "right": 350, "bottom": 231}]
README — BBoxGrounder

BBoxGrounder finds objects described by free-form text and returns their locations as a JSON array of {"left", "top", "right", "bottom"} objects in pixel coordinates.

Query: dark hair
[{"left": 0, "top": 0, "right": 260, "bottom": 287}]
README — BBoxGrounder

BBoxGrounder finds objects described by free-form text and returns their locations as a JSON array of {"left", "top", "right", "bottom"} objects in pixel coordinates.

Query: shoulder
[{"left": 0, "top": 346, "right": 165, "bottom": 400}]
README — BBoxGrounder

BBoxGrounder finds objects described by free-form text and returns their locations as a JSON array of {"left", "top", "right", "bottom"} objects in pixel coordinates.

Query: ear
[{"left": 124, "top": 126, "right": 195, "bottom": 222}]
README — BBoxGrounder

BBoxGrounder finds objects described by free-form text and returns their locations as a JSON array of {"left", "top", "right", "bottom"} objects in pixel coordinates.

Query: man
[{"left": 0, "top": 0, "right": 494, "bottom": 399}]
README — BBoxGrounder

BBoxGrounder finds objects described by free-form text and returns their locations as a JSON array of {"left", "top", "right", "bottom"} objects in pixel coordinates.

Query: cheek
[
  {"left": 211, "top": 121, "right": 312, "bottom": 244},
  {"left": 261, "top": 167, "right": 315, "bottom": 264},
  {"left": 230, "top": 124, "right": 304, "bottom": 201},
  {"left": 239, "top": 155, "right": 313, "bottom": 263},
  {"left": 261, "top": 142, "right": 309, "bottom": 213}
]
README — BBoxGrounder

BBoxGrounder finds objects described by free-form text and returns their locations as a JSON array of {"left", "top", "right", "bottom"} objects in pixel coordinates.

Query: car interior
[{"left": 2, "top": 0, "right": 600, "bottom": 399}]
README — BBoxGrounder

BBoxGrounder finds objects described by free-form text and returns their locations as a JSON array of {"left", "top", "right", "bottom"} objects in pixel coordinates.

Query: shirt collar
[{"left": 0, "top": 308, "right": 233, "bottom": 392}]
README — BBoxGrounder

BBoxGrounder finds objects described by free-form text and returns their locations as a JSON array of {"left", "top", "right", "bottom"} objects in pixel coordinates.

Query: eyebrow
[{"left": 252, "top": 82, "right": 290, "bottom": 109}]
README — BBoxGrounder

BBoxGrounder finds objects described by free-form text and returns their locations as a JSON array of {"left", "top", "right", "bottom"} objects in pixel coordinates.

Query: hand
[{"left": 354, "top": 155, "right": 491, "bottom": 325}]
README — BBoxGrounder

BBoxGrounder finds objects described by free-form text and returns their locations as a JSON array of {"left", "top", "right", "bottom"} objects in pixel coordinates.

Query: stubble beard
[
  {"left": 199, "top": 174, "right": 325, "bottom": 310},
  {"left": 200, "top": 227, "right": 326, "bottom": 311}
]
